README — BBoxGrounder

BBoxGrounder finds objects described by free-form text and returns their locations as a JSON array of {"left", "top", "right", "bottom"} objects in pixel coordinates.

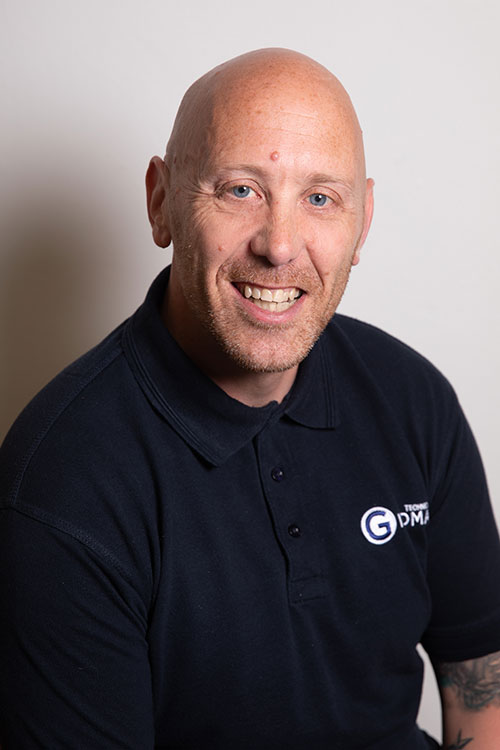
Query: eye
[
  {"left": 231, "top": 185, "right": 254, "bottom": 198},
  {"left": 308, "top": 193, "right": 330, "bottom": 207}
]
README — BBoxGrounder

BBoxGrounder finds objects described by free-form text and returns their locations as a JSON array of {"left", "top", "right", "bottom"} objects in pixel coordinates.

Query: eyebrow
[
  {"left": 304, "top": 173, "right": 356, "bottom": 194},
  {"left": 211, "top": 165, "right": 269, "bottom": 180}
]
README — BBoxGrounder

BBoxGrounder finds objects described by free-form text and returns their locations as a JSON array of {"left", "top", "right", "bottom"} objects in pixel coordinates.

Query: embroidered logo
[
  {"left": 361, "top": 503, "right": 429, "bottom": 545},
  {"left": 361, "top": 507, "right": 397, "bottom": 545}
]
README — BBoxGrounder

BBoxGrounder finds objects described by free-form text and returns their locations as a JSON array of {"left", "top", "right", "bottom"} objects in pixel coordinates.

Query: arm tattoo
[
  {"left": 437, "top": 651, "right": 500, "bottom": 710},
  {"left": 447, "top": 730, "right": 474, "bottom": 748}
]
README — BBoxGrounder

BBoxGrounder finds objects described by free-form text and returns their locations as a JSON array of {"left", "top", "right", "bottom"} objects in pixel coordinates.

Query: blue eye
[
  {"left": 232, "top": 185, "right": 252, "bottom": 198},
  {"left": 308, "top": 193, "right": 329, "bottom": 206}
]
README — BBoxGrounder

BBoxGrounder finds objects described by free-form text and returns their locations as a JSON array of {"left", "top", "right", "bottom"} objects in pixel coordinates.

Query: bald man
[{"left": 1, "top": 49, "right": 500, "bottom": 750}]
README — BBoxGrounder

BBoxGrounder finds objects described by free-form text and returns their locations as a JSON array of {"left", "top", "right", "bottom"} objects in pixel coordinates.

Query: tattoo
[
  {"left": 447, "top": 729, "right": 474, "bottom": 748},
  {"left": 437, "top": 650, "right": 500, "bottom": 710}
]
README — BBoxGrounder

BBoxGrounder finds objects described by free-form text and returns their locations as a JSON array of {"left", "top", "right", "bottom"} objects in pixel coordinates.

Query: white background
[{"left": 1, "top": 0, "right": 499, "bottom": 740}]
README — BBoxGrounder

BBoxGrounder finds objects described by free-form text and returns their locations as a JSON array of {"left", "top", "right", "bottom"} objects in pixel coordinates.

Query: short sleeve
[
  {"left": 421, "top": 398, "right": 500, "bottom": 663},
  {"left": 0, "top": 507, "right": 155, "bottom": 749}
]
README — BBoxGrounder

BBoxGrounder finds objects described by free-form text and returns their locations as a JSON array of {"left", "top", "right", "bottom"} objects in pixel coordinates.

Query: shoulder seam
[{"left": 0, "top": 503, "right": 135, "bottom": 589}]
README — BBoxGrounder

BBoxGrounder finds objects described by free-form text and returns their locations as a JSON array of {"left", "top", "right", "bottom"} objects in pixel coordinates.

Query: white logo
[
  {"left": 361, "top": 503, "right": 430, "bottom": 545},
  {"left": 361, "top": 507, "right": 397, "bottom": 545}
]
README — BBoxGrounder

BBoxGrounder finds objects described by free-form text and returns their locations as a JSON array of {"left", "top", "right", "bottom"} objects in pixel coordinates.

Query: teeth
[
  {"left": 258, "top": 300, "right": 272, "bottom": 310},
  {"left": 240, "top": 285, "right": 300, "bottom": 302},
  {"left": 252, "top": 299, "right": 298, "bottom": 312}
]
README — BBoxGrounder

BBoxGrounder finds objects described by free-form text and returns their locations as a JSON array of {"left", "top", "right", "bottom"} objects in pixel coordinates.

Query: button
[
  {"left": 288, "top": 524, "right": 301, "bottom": 538},
  {"left": 271, "top": 466, "right": 284, "bottom": 482}
]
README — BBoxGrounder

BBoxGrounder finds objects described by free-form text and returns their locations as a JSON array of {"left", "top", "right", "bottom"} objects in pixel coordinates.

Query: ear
[
  {"left": 352, "top": 178, "right": 374, "bottom": 266},
  {"left": 146, "top": 156, "right": 172, "bottom": 248}
]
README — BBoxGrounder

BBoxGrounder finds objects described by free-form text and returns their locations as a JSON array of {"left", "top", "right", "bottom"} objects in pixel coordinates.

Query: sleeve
[
  {"left": 421, "top": 395, "right": 500, "bottom": 663},
  {"left": 0, "top": 507, "right": 155, "bottom": 749}
]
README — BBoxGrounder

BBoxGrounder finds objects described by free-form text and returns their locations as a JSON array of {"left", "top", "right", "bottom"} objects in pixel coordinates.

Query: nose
[{"left": 250, "top": 203, "right": 303, "bottom": 266}]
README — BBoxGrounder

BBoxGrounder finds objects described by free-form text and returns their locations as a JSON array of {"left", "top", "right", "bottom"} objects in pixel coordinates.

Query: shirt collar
[{"left": 123, "top": 268, "right": 338, "bottom": 466}]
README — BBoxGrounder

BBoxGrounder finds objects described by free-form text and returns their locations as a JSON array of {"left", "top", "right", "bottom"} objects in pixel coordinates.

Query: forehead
[{"left": 206, "top": 80, "right": 361, "bottom": 179}]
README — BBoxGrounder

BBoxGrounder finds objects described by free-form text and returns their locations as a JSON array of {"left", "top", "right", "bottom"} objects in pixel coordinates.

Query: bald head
[
  {"left": 165, "top": 48, "right": 366, "bottom": 189},
  {"left": 146, "top": 47, "right": 374, "bottom": 394}
]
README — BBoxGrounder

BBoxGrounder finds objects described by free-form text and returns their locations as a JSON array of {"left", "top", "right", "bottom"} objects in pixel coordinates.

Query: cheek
[
  {"left": 199, "top": 212, "right": 258, "bottom": 260},
  {"left": 305, "top": 223, "right": 359, "bottom": 279}
]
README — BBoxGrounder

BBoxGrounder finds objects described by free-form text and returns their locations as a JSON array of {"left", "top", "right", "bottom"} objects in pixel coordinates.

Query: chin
[
  {"left": 201, "top": 293, "right": 340, "bottom": 375},
  {"left": 216, "top": 329, "right": 320, "bottom": 374}
]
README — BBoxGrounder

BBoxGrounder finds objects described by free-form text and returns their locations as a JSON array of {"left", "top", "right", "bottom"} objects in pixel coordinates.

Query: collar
[{"left": 123, "top": 268, "right": 338, "bottom": 466}]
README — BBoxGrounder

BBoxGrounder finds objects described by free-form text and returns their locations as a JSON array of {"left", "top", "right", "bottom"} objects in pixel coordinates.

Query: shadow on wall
[{"left": 0, "top": 189, "right": 123, "bottom": 443}]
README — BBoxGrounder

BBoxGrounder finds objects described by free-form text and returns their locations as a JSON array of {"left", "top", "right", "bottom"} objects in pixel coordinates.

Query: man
[{"left": 1, "top": 48, "right": 500, "bottom": 749}]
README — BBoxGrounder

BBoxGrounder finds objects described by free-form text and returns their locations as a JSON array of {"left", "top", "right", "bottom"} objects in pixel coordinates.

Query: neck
[
  {"left": 161, "top": 289, "right": 297, "bottom": 407},
  {"left": 209, "top": 366, "right": 297, "bottom": 407}
]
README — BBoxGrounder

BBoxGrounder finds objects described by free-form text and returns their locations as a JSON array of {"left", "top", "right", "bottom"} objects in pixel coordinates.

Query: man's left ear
[
  {"left": 352, "top": 178, "right": 374, "bottom": 266},
  {"left": 146, "top": 156, "right": 172, "bottom": 248}
]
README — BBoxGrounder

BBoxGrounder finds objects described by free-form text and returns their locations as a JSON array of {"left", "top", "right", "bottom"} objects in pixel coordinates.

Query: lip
[{"left": 230, "top": 282, "right": 306, "bottom": 324}]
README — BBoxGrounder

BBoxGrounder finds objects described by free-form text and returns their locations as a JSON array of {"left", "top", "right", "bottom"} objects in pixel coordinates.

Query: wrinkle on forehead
[
  {"left": 279, "top": 110, "right": 320, "bottom": 121},
  {"left": 166, "top": 48, "right": 366, "bottom": 186}
]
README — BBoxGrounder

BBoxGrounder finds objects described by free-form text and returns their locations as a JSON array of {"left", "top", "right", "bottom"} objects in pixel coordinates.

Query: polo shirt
[{"left": 2, "top": 267, "right": 500, "bottom": 749}]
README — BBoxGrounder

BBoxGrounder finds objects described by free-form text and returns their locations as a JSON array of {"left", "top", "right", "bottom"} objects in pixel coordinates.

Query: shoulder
[
  {"left": 321, "top": 314, "right": 465, "bottom": 452},
  {"left": 330, "top": 313, "right": 445, "bottom": 374},
  {"left": 1, "top": 323, "right": 126, "bottom": 502},
  {"left": 327, "top": 312, "right": 456, "bottom": 400},
  {"left": 0, "top": 317, "right": 160, "bottom": 526},
  {"left": 0, "top": 318, "right": 160, "bottom": 592}
]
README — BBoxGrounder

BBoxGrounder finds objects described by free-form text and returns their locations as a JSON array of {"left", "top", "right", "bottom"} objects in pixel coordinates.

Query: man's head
[{"left": 146, "top": 48, "right": 373, "bottom": 378}]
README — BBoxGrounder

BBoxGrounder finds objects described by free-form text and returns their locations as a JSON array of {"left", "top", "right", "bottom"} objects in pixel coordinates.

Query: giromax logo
[{"left": 361, "top": 503, "right": 430, "bottom": 545}]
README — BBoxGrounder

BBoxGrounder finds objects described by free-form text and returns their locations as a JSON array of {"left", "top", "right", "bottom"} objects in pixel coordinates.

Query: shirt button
[
  {"left": 271, "top": 466, "right": 285, "bottom": 482},
  {"left": 288, "top": 524, "right": 301, "bottom": 538}
]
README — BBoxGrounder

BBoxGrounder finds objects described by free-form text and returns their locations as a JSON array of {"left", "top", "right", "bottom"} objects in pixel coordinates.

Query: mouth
[{"left": 234, "top": 283, "right": 303, "bottom": 313}]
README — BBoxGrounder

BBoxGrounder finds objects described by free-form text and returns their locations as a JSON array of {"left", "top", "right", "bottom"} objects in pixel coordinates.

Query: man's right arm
[{"left": 0, "top": 507, "right": 155, "bottom": 749}]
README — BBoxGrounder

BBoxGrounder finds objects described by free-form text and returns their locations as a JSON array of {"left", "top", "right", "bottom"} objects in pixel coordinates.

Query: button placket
[{"left": 255, "top": 427, "right": 325, "bottom": 605}]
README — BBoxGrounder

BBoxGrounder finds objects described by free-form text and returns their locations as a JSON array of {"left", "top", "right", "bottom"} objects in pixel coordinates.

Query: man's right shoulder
[
  {"left": 0, "top": 316, "right": 162, "bottom": 610},
  {"left": 0, "top": 322, "right": 130, "bottom": 505}
]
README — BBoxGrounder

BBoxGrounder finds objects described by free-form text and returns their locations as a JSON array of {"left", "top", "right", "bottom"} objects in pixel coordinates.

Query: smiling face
[{"left": 147, "top": 50, "right": 373, "bottom": 379}]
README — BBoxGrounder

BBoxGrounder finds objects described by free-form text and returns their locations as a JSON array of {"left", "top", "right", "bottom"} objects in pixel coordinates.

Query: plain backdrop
[{"left": 1, "top": 0, "right": 499, "bottom": 741}]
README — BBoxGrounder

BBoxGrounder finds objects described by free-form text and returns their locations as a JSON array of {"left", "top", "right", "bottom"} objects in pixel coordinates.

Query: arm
[
  {"left": 0, "top": 509, "right": 155, "bottom": 749},
  {"left": 435, "top": 651, "right": 500, "bottom": 748}
]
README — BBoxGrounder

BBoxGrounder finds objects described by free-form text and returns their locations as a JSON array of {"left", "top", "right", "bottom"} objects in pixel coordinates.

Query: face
[{"left": 151, "top": 75, "right": 373, "bottom": 375}]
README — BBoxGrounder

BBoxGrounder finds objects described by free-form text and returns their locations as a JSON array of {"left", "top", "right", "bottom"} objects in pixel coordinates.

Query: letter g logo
[{"left": 360, "top": 507, "right": 397, "bottom": 545}]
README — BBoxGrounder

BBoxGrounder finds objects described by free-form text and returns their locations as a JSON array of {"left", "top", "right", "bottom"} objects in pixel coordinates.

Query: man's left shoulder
[{"left": 325, "top": 313, "right": 456, "bottom": 405}]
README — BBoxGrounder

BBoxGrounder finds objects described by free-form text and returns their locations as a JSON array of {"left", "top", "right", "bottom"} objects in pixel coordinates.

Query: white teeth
[
  {"left": 253, "top": 299, "right": 272, "bottom": 311},
  {"left": 241, "top": 285, "right": 299, "bottom": 301},
  {"left": 253, "top": 298, "right": 298, "bottom": 312},
  {"left": 259, "top": 300, "right": 272, "bottom": 310},
  {"left": 276, "top": 301, "right": 289, "bottom": 311},
  {"left": 239, "top": 284, "right": 301, "bottom": 312}
]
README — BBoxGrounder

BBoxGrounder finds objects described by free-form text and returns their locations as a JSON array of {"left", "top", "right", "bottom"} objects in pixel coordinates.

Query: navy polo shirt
[{"left": 2, "top": 267, "right": 500, "bottom": 749}]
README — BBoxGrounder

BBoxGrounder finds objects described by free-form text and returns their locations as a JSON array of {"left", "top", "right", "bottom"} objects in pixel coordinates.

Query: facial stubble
[{"left": 180, "top": 253, "right": 356, "bottom": 375}]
